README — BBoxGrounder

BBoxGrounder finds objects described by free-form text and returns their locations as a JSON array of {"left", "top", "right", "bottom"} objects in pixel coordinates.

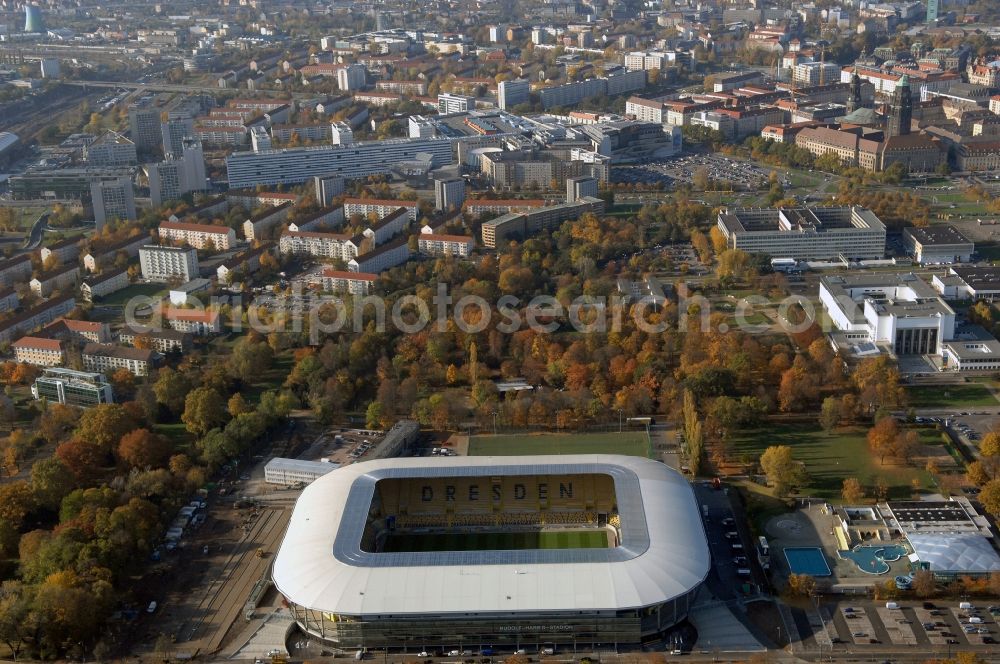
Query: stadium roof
[{"left": 273, "top": 454, "right": 709, "bottom": 618}]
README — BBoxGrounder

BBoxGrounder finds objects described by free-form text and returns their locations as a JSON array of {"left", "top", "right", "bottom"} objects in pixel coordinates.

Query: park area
[
  {"left": 468, "top": 431, "right": 650, "bottom": 458},
  {"left": 905, "top": 383, "right": 997, "bottom": 409},
  {"left": 728, "top": 422, "right": 935, "bottom": 501}
]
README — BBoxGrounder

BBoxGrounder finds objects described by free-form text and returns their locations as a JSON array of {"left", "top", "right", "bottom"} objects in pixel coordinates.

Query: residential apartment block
[
  {"left": 40, "top": 237, "right": 81, "bottom": 266},
  {"left": 279, "top": 231, "right": 362, "bottom": 260},
  {"left": 343, "top": 198, "right": 419, "bottom": 223},
  {"left": 159, "top": 221, "right": 237, "bottom": 250},
  {"left": 481, "top": 197, "right": 606, "bottom": 248},
  {"left": 139, "top": 245, "right": 200, "bottom": 282},
  {"left": 0, "top": 296, "right": 76, "bottom": 344},
  {"left": 83, "top": 343, "right": 156, "bottom": 377},
  {"left": 164, "top": 308, "right": 222, "bottom": 335},
  {"left": 119, "top": 329, "right": 193, "bottom": 354},
  {"left": 349, "top": 236, "right": 410, "bottom": 273},
  {"left": 12, "top": 336, "right": 65, "bottom": 366},
  {"left": 418, "top": 231, "right": 474, "bottom": 257},
  {"left": 243, "top": 202, "right": 293, "bottom": 241},
  {"left": 0, "top": 255, "right": 32, "bottom": 289},
  {"left": 30, "top": 265, "right": 80, "bottom": 298},
  {"left": 81, "top": 268, "right": 129, "bottom": 302},
  {"left": 464, "top": 199, "right": 547, "bottom": 217},
  {"left": 319, "top": 269, "right": 377, "bottom": 295},
  {"left": 84, "top": 233, "right": 149, "bottom": 272}
]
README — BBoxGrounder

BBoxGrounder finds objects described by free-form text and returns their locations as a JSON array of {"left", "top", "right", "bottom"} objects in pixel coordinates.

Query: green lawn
[
  {"left": 383, "top": 529, "right": 608, "bottom": 552},
  {"left": 0, "top": 206, "right": 47, "bottom": 230},
  {"left": 153, "top": 422, "right": 195, "bottom": 454},
  {"left": 730, "top": 422, "right": 933, "bottom": 501},
  {"left": 906, "top": 384, "right": 997, "bottom": 408},
  {"left": 468, "top": 431, "right": 650, "bottom": 457},
  {"left": 100, "top": 283, "right": 166, "bottom": 306}
]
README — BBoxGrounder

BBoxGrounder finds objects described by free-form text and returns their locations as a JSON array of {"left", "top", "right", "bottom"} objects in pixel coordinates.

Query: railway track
[{"left": 171, "top": 506, "right": 291, "bottom": 654}]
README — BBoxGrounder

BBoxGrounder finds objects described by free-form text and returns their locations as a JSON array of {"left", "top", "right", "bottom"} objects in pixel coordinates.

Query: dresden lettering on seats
[{"left": 420, "top": 482, "right": 574, "bottom": 502}]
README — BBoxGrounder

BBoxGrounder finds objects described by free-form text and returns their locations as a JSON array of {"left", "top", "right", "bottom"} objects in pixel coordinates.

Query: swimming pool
[
  {"left": 784, "top": 547, "right": 832, "bottom": 576},
  {"left": 838, "top": 544, "right": 908, "bottom": 575}
]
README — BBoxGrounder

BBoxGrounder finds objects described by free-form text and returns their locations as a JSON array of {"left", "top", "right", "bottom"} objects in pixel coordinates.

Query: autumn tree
[
  {"left": 868, "top": 417, "right": 898, "bottom": 464},
  {"left": 967, "top": 461, "right": 990, "bottom": 487},
  {"left": 117, "top": 429, "right": 171, "bottom": 470},
  {"left": 709, "top": 225, "right": 728, "bottom": 255},
  {"left": 54, "top": 438, "right": 104, "bottom": 482},
  {"left": 0, "top": 482, "right": 34, "bottom": 530},
  {"left": 109, "top": 368, "right": 135, "bottom": 401},
  {"left": 228, "top": 336, "right": 274, "bottom": 383},
  {"left": 786, "top": 573, "right": 816, "bottom": 597},
  {"left": 980, "top": 479, "right": 1000, "bottom": 518},
  {"left": 153, "top": 367, "right": 192, "bottom": 415},
  {"left": 39, "top": 403, "right": 80, "bottom": 444},
  {"left": 852, "top": 356, "right": 902, "bottom": 413},
  {"left": 690, "top": 229, "right": 712, "bottom": 263},
  {"left": 227, "top": 393, "right": 252, "bottom": 417},
  {"left": 841, "top": 477, "right": 865, "bottom": 503},
  {"left": 980, "top": 430, "right": 1000, "bottom": 479},
  {"left": 912, "top": 569, "right": 937, "bottom": 598},
  {"left": 75, "top": 404, "right": 138, "bottom": 456},
  {"left": 29, "top": 457, "right": 75, "bottom": 512},
  {"left": 182, "top": 387, "right": 229, "bottom": 437},
  {"left": 819, "top": 396, "right": 841, "bottom": 433},
  {"left": 760, "top": 445, "right": 805, "bottom": 497}
]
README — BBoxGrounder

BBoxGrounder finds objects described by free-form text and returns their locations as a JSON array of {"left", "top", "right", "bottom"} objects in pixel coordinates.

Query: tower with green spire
[{"left": 886, "top": 74, "right": 912, "bottom": 137}]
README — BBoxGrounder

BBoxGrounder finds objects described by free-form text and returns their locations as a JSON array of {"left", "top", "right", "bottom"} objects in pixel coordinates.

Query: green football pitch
[
  {"left": 467, "top": 431, "right": 650, "bottom": 458},
  {"left": 382, "top": 530, "right": 609, "bottom": 552}
]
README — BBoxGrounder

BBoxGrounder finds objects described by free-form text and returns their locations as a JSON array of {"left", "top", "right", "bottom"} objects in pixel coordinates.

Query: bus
[{"left": 757, "top": 536, "right": 770, "bottom": 570}]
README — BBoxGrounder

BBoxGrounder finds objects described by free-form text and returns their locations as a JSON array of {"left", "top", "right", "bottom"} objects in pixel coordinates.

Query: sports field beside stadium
[
  {"left": 382, "top": 529, "right": 610, "bottom": 552},
  {"left": 468, "top": 431, "right": 649, "bottom": 457}
]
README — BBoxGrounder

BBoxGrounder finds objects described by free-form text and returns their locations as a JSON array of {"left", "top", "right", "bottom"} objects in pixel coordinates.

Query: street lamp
[
  {"left": 618, "top": 409, "right": 623, "bottom": 433},
  {"left": 491, "top": 411, "right": 498, "bottom": 435}
]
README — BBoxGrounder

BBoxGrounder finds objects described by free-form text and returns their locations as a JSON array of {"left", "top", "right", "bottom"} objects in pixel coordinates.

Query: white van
[
  {"left": 960, "top": 601, "right": 974, "bottom": 610},
  {"left": 885, "top": 602, "right": 899, "bottom": 610},
  {"left": 970, "top": 616, "right": 983, "bottom": 624}
]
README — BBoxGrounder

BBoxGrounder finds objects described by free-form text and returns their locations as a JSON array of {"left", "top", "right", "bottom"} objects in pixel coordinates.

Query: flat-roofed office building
[{"left": 716, "top": 206, "right": 886, "bottom": 260}]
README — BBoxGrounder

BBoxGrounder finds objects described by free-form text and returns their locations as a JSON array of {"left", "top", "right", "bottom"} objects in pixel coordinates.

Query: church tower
[{"left": 847, "top": 71, "right": 864, "bottom": 114}]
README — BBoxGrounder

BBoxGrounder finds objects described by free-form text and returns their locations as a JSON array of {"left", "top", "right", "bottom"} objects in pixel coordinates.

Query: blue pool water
[
  {"left": 784, "top": 547, "right": 832, "bottom": 576},
  {"left": 838, "top": 544, "right": 908, "bottom": 575}
]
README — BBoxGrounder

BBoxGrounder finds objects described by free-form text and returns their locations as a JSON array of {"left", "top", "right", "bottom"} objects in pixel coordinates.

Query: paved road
[{"left": 21, "top": 211, "right": 47, "bottom": 251}]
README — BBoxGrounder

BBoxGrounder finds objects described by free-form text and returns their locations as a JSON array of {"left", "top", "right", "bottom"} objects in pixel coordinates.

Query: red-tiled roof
[
  {"left": 12, "top": 336, "right": 62, "bottom": 351},
  {"left": 160, "top": 220, "right": 233, "bottom": 234},
  {"left": 322, "top": 269, "right": 377, "bottom": 281}
]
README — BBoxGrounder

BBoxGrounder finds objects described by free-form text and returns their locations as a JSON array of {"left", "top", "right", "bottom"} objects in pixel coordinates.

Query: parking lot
[
  {"left": 299, "top": 427, "right": 387, "bottom": 465},
  {"left": 612, "top": 154, "right": 772, "bottom": 190},
  {"left": 825, "top": 601, "right": 998, "bottom": 649},
  {"left": 693, "top": 482, "right": 766, "bottom": 601}
]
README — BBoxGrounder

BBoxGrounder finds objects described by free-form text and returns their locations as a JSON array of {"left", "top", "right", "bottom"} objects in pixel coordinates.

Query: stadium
[{"left": 272, "top": 454, "right": 709, "bottom": 650}]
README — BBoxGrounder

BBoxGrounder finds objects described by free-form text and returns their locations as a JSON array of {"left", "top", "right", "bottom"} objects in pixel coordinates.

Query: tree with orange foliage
[
  {"left": 117, "top": 428, "right": 171, "bottom": 470},
  {"left": 55, "top": 438, "right": 104, "bottom": 482},
  {"left": 10, "top": 363, "right": 39, "bottom": 386}
]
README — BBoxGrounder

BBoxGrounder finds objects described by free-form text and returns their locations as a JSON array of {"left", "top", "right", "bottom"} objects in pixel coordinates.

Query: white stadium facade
[{"left": 272, "top": 454, "right": 709, "bottom": 649}]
